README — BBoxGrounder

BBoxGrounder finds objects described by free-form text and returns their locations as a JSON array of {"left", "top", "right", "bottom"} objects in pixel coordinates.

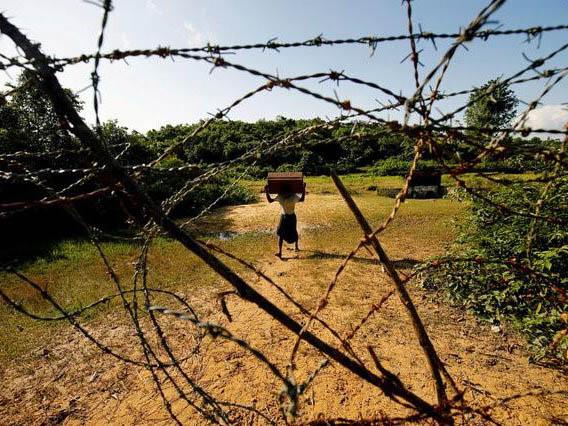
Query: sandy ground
[{"left": 0, "top": 194, "right": 566, "bottom": 425}]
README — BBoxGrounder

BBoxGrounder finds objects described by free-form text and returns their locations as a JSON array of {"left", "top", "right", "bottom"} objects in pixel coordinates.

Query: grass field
[
  {"left": 0, "top": 173, "right": 463, "bottom": 360},
  {"left": 0, "top": 171, "right": 540, "bottom": 360}
]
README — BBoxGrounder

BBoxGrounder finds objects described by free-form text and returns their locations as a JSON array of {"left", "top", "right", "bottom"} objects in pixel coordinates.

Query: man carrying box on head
[{"left": 264, "top": 172, "right": 306, "bottom": 258}]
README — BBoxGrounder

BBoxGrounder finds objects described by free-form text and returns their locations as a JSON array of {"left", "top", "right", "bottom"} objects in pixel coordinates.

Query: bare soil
[{"left": 1, "top": 194, "right": 566, "bottom": 425}]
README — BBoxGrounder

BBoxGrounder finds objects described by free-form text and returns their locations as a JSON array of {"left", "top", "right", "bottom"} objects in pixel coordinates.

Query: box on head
[{"left": 266, "top": 172, "right": 304, "bottom": 194}]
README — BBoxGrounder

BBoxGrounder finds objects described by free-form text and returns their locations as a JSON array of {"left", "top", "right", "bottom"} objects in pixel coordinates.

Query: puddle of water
[
  {"left": 218, "top": 231, "right": 237, "bottom": 241},
  {"left": 211, "top": 229, "right": 273, "bottom": 241}
]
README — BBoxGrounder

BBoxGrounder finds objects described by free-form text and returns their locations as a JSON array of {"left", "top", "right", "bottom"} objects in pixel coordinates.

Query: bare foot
[{"left": 275, "top": 252, "right": 282, "bottom": 258}]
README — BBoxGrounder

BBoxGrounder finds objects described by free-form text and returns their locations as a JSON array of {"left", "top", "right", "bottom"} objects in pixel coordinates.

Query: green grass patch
[{"left": 0, "top": 233, "right": 273, "bottom": 360}]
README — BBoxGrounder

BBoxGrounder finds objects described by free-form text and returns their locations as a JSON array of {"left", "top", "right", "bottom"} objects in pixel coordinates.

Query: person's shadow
[
  {"left": 277, "top": 248, "right": 300, "bottom": 261},
  {"left": 301, "top": 249, "right": 419, "bottom": 268}
]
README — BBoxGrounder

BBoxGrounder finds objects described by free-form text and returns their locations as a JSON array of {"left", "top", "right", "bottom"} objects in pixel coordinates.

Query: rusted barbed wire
[{"left": 31, "top": 24, "right": 568, "bottom": 70}]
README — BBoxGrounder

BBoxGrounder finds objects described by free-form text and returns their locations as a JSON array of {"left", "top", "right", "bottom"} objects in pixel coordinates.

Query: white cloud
[{"left": 517, "top": 104, "right": 568, "bottom": 139}]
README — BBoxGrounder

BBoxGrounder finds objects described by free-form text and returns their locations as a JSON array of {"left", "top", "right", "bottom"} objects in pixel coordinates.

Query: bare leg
[
  {"left": 295, "top": 239, "right": 300, "bottom": 251},
  {"left": 276, "top": 237, "right": 283, "bottom": 257}
]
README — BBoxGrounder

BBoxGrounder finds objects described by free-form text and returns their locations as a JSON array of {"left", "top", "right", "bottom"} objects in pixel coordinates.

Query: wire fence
[{"left": 0, "top": 0, "right": 567, "bottom": 424}]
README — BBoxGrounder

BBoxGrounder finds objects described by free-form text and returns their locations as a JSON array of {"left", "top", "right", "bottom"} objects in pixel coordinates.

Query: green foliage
[
  {"left": 141, "top": 157, "right": 255, "bottom": 218},
  {"left": 468, "top": 137, "right": 558, "bottom": 173},
  {"left": 464, "top": 78, "right": 519, "bottom": 132},
  {"left": 0, "top": 70, "right": 82, "bottom": 154},
  {"left": 459, "top": 78, "right": 519, "bottom": 161},
  {"left": 146, "top": 119, "right": 415, "bottom": 177},
  {"left": 423, "top": 180, "right": 568, "bottom": 361},
  {"left": 370, "top": 158, "right": 439, "bottom": 176},
  {"left": 369, "top": 135, "right": 555, "bottom": 177},
  {"left": 0, "top": 77, "right": 255, "bottom": 263}
]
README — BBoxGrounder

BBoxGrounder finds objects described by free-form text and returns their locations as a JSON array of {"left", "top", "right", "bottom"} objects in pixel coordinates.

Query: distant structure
[{"left": 408, "top": 171, "right": 442, "bottom": 198}]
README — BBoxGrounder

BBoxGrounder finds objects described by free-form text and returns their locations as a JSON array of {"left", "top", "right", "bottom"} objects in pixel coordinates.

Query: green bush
[
  {"left": 371, "top": 158, "right": 439, "bottom": 176},
  {"left": 422, "top": 180, "right": 568, "bottom": 362},
  {"left": 142, "top": 159, "right": 256, "bottom": 218}
]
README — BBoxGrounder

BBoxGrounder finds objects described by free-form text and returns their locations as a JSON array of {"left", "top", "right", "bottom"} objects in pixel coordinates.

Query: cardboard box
[{"left": 267, "top": 172, "right": 304, "bottom": 194}]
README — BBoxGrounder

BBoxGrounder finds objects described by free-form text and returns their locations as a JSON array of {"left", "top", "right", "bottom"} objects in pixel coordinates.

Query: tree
[
  {"left": 464, "top": 78, "right": 519, "bottom": 136},
  {"left": 1, "top": 70, "right": 82, "bottom": 153}
]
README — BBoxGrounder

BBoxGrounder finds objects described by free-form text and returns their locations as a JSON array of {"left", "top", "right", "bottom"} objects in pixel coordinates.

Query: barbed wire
[
  {"left": 91, "top": 0, "right": 112, "bottom": 131},
  {"left": 35, "top": 24, "right": 568, "bottom": 69}
]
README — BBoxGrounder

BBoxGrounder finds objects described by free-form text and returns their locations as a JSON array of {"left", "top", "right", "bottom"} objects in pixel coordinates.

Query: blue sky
[{"left": 1, "top": 0, "right": 567, "bottom": 133}]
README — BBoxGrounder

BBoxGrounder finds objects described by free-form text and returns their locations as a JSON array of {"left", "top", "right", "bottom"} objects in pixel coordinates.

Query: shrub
[
  {"left": 142, "top": 159, "right": 256, "bottom": 218},
  {"left": 371, "top": 158, "right": 439, "bottom": 176},
  {"left": 422, "top": 180, "right": 568, "bottom": 361}
]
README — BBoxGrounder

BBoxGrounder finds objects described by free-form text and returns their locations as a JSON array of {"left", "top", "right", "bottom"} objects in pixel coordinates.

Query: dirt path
[{"left": 1, "top": 194, "right": 566, "bottom": 425}]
